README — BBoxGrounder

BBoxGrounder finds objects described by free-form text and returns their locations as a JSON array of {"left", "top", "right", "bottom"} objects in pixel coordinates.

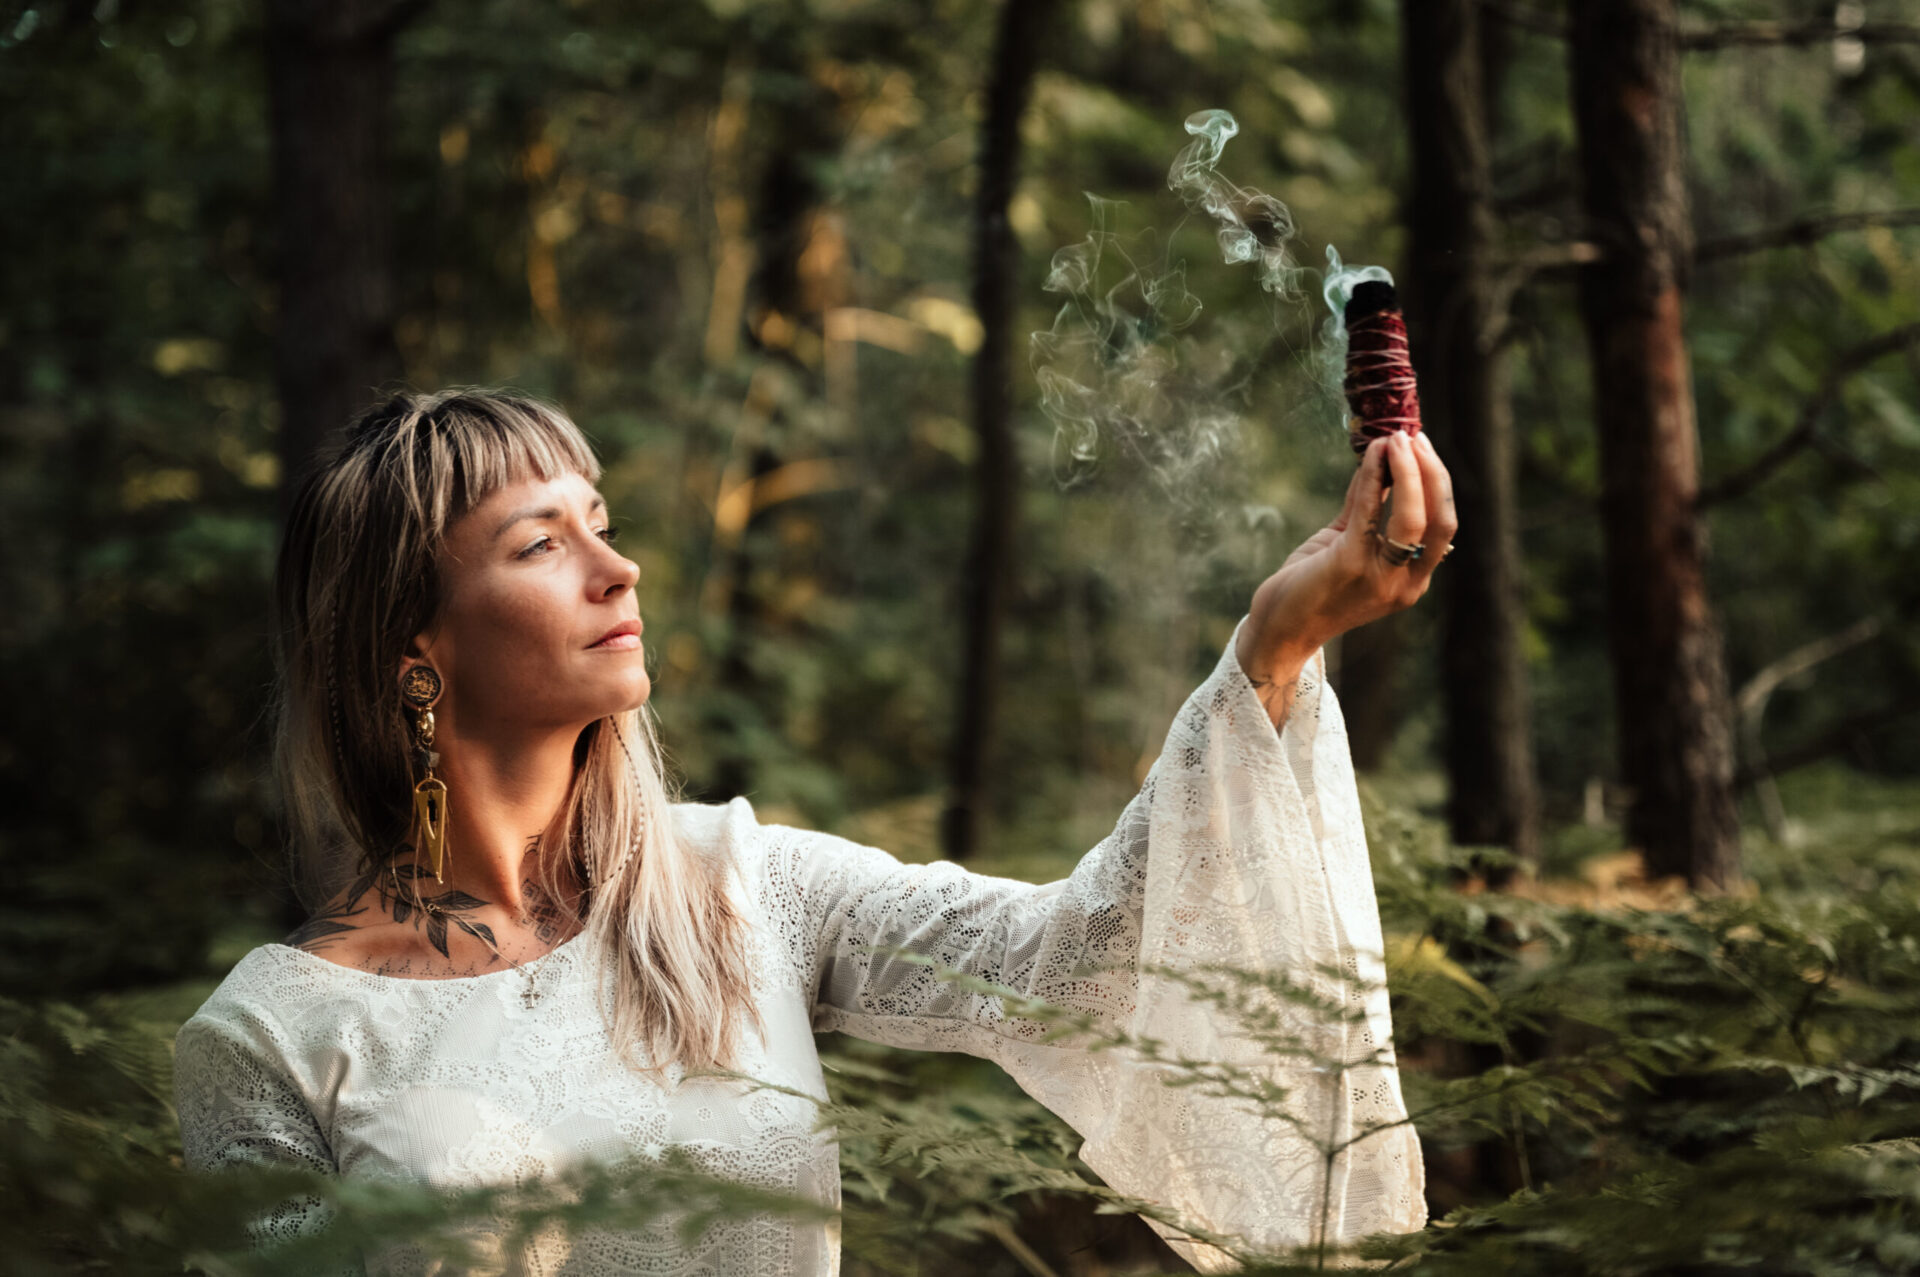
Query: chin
[{"left": 571, "top": 675, "right": 650, "bottom": 725}]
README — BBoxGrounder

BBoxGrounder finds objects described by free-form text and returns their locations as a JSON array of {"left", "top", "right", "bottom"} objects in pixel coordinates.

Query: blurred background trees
[{"left": 3, "top": 0, "right": 1919, "bottom": 1270}]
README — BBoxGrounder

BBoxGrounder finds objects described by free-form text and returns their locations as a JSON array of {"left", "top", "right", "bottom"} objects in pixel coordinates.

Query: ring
[{"left": 1370, "top": 528, "right": 1424, "bottom": 567}]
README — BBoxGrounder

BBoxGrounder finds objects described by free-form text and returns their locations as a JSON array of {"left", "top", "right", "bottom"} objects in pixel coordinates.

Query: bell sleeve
[
  {"left": 173, "top": 1011, "right": 363, "bottom": 1275},
  {"left": 754, "top": 613, "right": 1428, "bottom": 1270}
]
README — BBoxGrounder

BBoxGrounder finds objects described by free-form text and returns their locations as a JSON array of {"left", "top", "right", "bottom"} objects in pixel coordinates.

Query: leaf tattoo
[
  {"left": 283, "top": 863, "right": 384, "bottom": 953},
  {"left": 452, "top": 915, "right": 499, "bottom": 951}
]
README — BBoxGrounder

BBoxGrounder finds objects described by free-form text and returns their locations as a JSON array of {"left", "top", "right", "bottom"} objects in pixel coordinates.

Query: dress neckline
[{"left": 263, "top": 928, "right": 590, "bottom": 986}]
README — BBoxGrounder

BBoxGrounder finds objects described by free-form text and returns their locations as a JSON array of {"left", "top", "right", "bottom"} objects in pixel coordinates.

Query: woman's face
[{"left": 405, "top": 470, "right": 648, "bottom": 735}]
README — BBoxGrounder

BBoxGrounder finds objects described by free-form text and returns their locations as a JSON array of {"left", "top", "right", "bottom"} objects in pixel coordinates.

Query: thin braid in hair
[{"left": 600, "top": 717, "right": 646, "bottom": 890}]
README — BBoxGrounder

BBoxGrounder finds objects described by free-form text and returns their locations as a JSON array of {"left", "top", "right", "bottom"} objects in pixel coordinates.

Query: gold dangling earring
[{"left": 400, "top": 665, "right": 450, "bottom": 883}]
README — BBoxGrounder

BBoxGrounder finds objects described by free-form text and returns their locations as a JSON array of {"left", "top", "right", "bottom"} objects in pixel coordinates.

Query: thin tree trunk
[
  {"left": 1335, "top": 617, "right": 1407, "bottom": 772},
  {"left": 264, "top": 0, "right": 417, "bottom": 501},
  {"left": 265, "top": 0, "right": 417, "bottom": 933},
  {"left": 711, "top": 440, "right": 781, "bottom": 802},
  {"left": 707, "top": 50, "right": 839, "bottom": 802},
  {"left": 1402, "top": 0, "right": 1541, "bottom": 864},
  {"left": 1567, "top": 0, "right": 1742, "bottom": 887},
  {"left": 944, "top": 0, "right": 1056, "bottom": 860}
]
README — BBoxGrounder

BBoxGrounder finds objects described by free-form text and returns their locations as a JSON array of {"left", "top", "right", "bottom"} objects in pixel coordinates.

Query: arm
[
  {"left": 755, "top": 614, "right": 1425, "bottom": 1268},
  {"left": 173, "top": 1013, "right": 363, "bottom": 1274}
]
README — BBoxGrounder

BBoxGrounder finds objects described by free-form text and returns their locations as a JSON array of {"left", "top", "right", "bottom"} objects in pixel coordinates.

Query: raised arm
[{"left": 746, "top": 611, "right": 1426, "bottom": 1269}]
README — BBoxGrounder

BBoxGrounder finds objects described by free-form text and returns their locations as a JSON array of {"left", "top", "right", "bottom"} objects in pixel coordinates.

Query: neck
[{"left": 410, "top": 711, "right": 586, "bottom": 925}]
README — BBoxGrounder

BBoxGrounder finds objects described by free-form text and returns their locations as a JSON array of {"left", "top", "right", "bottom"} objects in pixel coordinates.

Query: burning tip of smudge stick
[{"left": 1341, "top": 279, "right": 1424, "bottom": 474}]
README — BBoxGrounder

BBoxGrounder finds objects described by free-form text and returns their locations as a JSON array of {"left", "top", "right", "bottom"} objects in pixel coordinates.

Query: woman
[{"left": 174, "top": 387, "right": 1450, "bottom": 1275}]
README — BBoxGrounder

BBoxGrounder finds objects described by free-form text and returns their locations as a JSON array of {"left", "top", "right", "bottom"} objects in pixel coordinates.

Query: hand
[{"left": 1235, "top": 431, "right": 1458, "bottom": 692}]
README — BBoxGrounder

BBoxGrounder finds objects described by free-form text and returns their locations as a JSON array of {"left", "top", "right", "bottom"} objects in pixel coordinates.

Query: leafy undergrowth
[{"left": 8, "top": 764, "right": 1920, "bottom": 1275}]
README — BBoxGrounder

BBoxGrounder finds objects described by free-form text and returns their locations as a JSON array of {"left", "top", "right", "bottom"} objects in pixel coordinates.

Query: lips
[{"left": 588, "top": 619, "right": 643, "bottom": 649}]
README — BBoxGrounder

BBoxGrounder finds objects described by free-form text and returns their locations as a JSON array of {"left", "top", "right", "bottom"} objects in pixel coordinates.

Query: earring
[{"left": 400, "top": 665, "right": 450, "bottom": 883}]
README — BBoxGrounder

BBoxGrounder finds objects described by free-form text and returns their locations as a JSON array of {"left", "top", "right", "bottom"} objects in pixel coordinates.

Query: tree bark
[
  {"left": 1567, "top": 0, "right": 1742, "bottom": 887},
  {"left": 711, "top": 441, "right": 781, "bottom": 802},
  {"left": 265, "top": 0, "right": 417, "bottom": 933},
  {"left": 1401, "top": 0, "right": 1541, "bottom": 864},
  {"left": 264, "top": 0, "right": 417, "bottom": 502},
  {"left": 707, "top": 47, "right": 840, "bottom": 803},
  {"left": 943, "top": 0, "right": 1056, "bottom": 860}
]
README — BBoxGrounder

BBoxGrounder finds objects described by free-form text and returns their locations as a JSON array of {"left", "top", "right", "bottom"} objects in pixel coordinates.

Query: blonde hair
[{"left": 272, "top": 386, "right": 761, "bottom": 1076}]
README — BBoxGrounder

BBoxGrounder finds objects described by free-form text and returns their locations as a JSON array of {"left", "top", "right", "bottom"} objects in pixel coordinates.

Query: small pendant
[
  {"left": 412, "top": 777, "right": 450, "bottom": 881},
  {"left": 521, "top": 978, "right": 540, "bottom": 1010}
]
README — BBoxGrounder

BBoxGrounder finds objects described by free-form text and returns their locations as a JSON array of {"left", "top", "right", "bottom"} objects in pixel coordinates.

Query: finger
[
  {"left": 1382, "top": 433, "right": 1426, "bottom": 548},
  {"left": 1344, "top": 436, "right": 1390, "bottom": 537},
  {"left": 1408, "top": 432, "right": 1458, "bottom": 583},
  {"left": 1330, "top": 438, "right": 1378, "bottom": 531}
]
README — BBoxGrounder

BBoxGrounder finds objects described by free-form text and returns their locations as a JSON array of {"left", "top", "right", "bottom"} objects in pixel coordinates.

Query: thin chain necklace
[{"left": 385, "top": 859, "right": 579, "bottom": 1010}]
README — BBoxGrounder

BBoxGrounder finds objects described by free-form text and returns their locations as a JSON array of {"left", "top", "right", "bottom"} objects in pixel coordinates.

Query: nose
[{"left": 600, "top": 548, "right": 640, "bottom": 598}]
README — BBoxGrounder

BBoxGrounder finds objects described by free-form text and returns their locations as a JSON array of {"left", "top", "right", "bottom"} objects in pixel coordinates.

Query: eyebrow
[{"left": 492, "top": 493, "right": 607, "bottom": 542}]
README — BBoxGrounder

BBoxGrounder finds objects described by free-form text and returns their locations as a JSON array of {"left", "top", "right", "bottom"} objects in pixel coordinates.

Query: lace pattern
[{"left": 172, "top": 614, "right": 1426, "bottom": 1274}]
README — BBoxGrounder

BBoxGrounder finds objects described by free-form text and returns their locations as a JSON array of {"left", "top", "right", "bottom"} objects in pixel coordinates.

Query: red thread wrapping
[{"left": 1344, "top": 308, "right": 1423, "bottom": 457}]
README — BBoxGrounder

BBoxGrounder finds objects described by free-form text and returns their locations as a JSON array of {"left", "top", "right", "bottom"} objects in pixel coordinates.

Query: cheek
[{"left": 444, "top": 576, "right": 568, "bottom": 688}]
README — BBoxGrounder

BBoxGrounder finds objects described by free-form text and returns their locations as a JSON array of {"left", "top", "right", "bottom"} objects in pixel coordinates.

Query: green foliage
[
  {"left": 4, "top": 0, "right": 1920, "bottom": 1270},
  {"left": 10, "top": 775, "right": 1920, "bottom": 1272}
]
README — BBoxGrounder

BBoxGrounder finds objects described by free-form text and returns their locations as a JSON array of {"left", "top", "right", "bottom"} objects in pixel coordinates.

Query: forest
[{"left": 4, "top": 0, "right": 1920, "bottom": 1271}]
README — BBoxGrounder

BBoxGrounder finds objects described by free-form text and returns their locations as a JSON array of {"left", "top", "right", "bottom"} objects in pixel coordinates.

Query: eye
[{"left": 516, "top": 524, "right": 618, "bottom": 559}]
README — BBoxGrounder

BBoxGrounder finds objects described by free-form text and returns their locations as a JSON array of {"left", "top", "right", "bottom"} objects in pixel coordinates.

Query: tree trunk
[
  {"left": 707, "top": 50, "right": 839, "bottom": 803},
  {"left": 1401, "top": 0, "right": 1541, "bottom": 864},
  {"left": 712, "top": 441, "right": 782, "bottom": 803},
  {"left": 943, "top": 0, "right": 1056, "bottom": 860},
  {"left": 1334, "top": 616, "right": 1407, "bottom": 773},
  {"left": 264, "top": 0, "right": 416, "bottom": 501},
  {"left": 1567, "top": 0, "right": 1742, "bottom": 887}
]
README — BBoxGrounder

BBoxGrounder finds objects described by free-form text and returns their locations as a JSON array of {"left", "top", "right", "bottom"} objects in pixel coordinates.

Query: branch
[
  {"left": 1697, "top": 323, "right": 1920, "bottom": 509},
  {"left": 1683, "top": 20, "right": 1920, "bottom": 52},
  {"left": 1806, "top": 428, "right": 1886, "bottom": 485},
  {"left": 1735, "top": 693, "right": 1920, "bottom": 788},
  {"left": 1734, "top": 615, "right": 1885, "bottom": 721},
  {"left": 1487, "top": 241, "right": 1603, "bottom": 320},
  {"left": 1697, "top": 209, "right": 1920, "bottom": 263}
]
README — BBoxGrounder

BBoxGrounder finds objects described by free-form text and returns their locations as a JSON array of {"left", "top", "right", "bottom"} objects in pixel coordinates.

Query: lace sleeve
[
  {"left": 173, "top": 1012, "right": 360, "bottom": 1273},
  {"left": 757, "top": 614, "right": 1427, "bottom": 1270}
]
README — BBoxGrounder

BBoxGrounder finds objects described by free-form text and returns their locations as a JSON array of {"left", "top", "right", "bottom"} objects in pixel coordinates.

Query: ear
[{"left": 397, "top": 632, "right": 439, "bottom": 691}]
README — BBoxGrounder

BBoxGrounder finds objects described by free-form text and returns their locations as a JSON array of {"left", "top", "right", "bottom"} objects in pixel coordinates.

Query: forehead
[{"left": 455, "top": 471, "right": 604, "bottom": 542}]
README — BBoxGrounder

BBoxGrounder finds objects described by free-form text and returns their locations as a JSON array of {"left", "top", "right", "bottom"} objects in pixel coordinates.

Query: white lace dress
[{"left": 173, "top": 615, "right": 1427, "bottom": 1275}]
